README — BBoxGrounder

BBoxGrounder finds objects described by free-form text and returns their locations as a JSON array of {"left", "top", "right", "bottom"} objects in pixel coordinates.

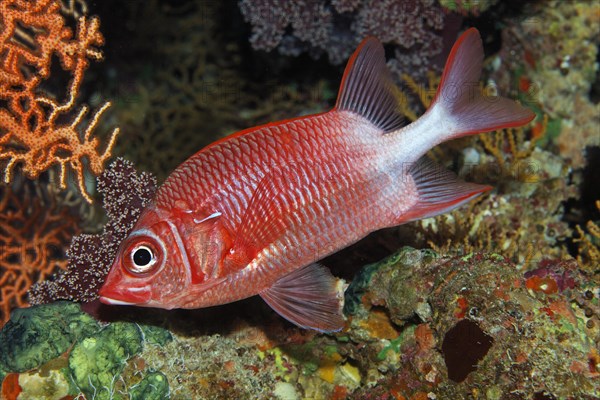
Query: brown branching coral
[
  {"left": 28, "top": 158, "right": 156, "bottom": 304},
  {"left": 415, "top": 140, "right": 576, "bottom": 267},
  {"left": 0, "top": 185, "right": 80, "bottom": 326},
  {"left": 397, "top": 71, "right": 439, "bottom": 121},
  {"left": 417, "top": 196, "right": 501, "bottom": 256},
  {"left": 0, "top": 0, "right": 119, "bottom": 203},
  {"left": 239, "top": 0, "right": 450, "bottom": 79}
]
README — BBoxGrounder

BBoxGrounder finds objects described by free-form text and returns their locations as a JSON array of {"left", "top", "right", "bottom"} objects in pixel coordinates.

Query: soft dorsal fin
[
  {"left": 260, "top": 263, "right": 345, "bottom": 332},
  {"left": 398, "top": 157, "right": 492, "bottom": 223},
  {"left": 334, "top": 37, "right": 404, "bottom": 133}
]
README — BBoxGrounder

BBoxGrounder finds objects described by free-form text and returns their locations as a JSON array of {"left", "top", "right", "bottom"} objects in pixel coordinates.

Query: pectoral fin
[{"left": 260, "top": 263, "right": 345, "bottom": 333}]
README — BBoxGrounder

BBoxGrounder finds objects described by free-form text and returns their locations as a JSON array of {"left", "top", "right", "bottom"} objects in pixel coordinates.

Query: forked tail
[
  {"left": 331, "top": 28, "right": 535, "bottom": 224},
  {"left": 428, "top": 27, "right": 535, "bottom": 140},
  {"left": 333, "top": 27, "right": 535, "bottom": 142}
]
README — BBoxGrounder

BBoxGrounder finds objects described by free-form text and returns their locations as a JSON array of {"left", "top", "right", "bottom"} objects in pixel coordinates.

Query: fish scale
[
  {"left": 157, "top": 112, "right": 377, "bottom": 233},
  {"left": 221, "top": 151, "right": 398, "bottom": 291},
  {"left": 99, "top": 29, "right": 534, "bottom": 332}
]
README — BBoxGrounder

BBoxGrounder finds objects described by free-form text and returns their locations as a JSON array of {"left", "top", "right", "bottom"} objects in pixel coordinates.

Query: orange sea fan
[
  {"left": 0, "top": 0, "right": 119, "bottom": 203},
  {"left": 0, "top": 185, "right": 80, "bottom": 326}
]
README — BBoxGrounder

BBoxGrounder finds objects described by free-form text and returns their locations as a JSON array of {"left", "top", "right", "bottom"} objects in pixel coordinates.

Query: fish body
[{"left": 99, "top": 28, "right": 534, "bottom": 331}]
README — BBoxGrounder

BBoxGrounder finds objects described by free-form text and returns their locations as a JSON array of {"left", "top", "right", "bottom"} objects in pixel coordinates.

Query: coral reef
[
  {"left": 488, "top": 0, "right": 600, "bottom": 168},
  {"left": 239, "top": 0, "right": 453, "bottom": 81},
  {"left": 415, "top": 144, "right": 577, "bottom": 265},
  {"left": 129, "top": 331, "right": 278, "bottom": 399},
  {"left": 0, "top": 0, "right": 119, "bottom": 202},
  {"left": 0, "top": 185, "right": 80, "bottom": 326},
  {"left": 345, "top": 248, "right": 598, "bottom": 398},
  {"left": 0, "top": 301, "right": 172, "bottom": 400},
  {"left": 3, "top": 248, "right": 598, "bottom": 399},
  {"left": 28, "top": 158, "right": 156, "bottom": 304},
  {"left": 573, "top": 200, "right": 600, "bottom": 277}
]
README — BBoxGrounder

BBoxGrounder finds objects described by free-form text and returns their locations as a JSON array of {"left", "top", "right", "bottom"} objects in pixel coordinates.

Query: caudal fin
[
  {"left": 333, "top": 29, "right": 534, "bottom": 140},
  {"left": 431, "top": 28, "right": 535, "bottom": 139}
]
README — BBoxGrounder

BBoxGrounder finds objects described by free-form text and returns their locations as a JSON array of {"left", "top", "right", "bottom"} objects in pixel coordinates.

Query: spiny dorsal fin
[{"left": 334, "top": 37, "right": 404, "bottom": 133}]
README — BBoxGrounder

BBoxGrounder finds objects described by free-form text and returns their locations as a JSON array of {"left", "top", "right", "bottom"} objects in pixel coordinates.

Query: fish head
[{"left": 99, "top": 207, "right": 192, "bottom": 309}]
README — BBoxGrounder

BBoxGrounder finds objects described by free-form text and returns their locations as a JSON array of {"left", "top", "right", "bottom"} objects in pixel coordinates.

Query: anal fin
[
  {"left": 399, "top": 157, "right": 492, "bottom": 223},
  {"left": 260, "top": 263, "right": 345, "bottom": 333}
]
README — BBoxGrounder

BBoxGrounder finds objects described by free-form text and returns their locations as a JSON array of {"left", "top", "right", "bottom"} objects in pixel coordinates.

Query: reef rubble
[{"left": 1, "top": 248, "right": 597, "bottom": 399}]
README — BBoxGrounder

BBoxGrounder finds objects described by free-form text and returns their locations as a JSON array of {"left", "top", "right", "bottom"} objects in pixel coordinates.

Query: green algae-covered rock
[
  {"left": 344, "top": 247, "right": 437, "bottom": 320},
  {"left": 139, "top": 324, "right": 173, "bottom": 346},
  {"left": 368, "top": 247, "right": 437, "bottom": 324},
  {"left": 346, "top": 248, "right": 599, "bottom": 399},
  {"left": 129, "top": 371, "right": 170, "bottom": 400},
  {"left": 69, "top": 322, "right": 144, "bottom": 400},
  {"left": 344, "top": 260, "right": 381, "bottom": 316},
  {"left": 0, "top": 302, "right": 100, "bottom": 374},
  {"left": 0, "top": 302, "right": 172, "bottom": 399}
]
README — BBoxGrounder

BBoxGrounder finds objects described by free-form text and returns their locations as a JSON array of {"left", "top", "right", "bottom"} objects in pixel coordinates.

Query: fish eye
[
  {"left": 128, "top": 244, "right": 157, "bottom": 274},
  {"left": 123, "top": 238, "right": 163, "bottom": 276},
  {"left": 133, "top": 246, "right": 154, "bottom": 268}
]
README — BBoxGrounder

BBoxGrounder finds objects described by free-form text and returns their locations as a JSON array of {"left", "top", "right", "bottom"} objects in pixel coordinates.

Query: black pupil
[{"left": 133, "top": 248, "right": 152, "bottom": 266}]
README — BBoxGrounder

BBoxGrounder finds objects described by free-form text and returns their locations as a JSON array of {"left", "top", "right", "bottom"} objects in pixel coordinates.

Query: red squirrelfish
[{"left": 99, "top": 28, "right": 534, "bottom": 332}]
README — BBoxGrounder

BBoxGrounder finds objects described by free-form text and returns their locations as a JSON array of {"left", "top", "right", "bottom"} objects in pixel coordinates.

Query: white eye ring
[{"left": 130, "top": 245, "right": 157, "bottom": 273}]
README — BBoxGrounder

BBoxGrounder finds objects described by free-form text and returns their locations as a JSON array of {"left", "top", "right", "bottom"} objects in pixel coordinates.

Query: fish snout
[
  {"left": 98, "top": 285, "right": 152, "bottom": 306},
  {"left": 98, "top": 267, "right": 152, "bottom": 305}
]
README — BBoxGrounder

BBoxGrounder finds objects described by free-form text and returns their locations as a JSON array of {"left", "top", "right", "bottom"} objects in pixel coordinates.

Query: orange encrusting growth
[
  {"left": 0, "top": 0, "right": 118, "bottom": 203},
  {"left": 1, "top": 373, "right": 21, "bottom": 400}
]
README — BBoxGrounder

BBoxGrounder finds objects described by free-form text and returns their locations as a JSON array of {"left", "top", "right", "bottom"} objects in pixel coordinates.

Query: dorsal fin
[{"left": 334, "top": 37, "right": 404, "bottom": 133}]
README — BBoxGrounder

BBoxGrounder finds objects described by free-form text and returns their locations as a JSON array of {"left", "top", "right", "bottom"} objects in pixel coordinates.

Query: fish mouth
[
  {"left": 98, "top": 285, "right": 152, "bottom": 306},
  {"left": 99, "top": 297, "right": 140, "bottom": 306}
]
